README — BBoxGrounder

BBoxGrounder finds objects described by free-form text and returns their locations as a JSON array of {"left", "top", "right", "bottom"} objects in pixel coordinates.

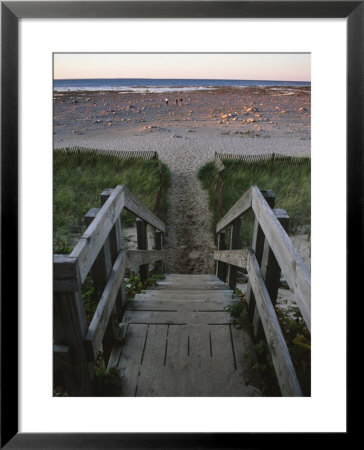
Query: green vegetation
[
  {"left": 53, "top": 149, "right": 170, "bottom": 253},
  {"left": 198, "top": 158, "right": 310, "bottom": 246},
  {"left": 227, "top": 294, "right": 311, "bottom": 396},
  {"left": 125, "top": 272, "right": 165, "bottom": 300},
  {"left": 92, "top": 367, "right": 123, "bottom": 397}
]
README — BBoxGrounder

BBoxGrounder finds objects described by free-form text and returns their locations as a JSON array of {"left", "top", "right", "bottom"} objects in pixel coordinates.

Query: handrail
[
  {"left": 123, "top": 185, "right": 165, "bottom": 232},
  {"left": 70, "top": 185, "right": 125, "bottom": 283},
  {"left": 214, "top": 184, "right": 311, "bottom": 396},
  {"left": 216, "top": 187, "right": 252, "bottom": 232},
  {"left": 251, "top": 186, "right": 311, "bottom": 330},
  {"left": 54, "top": 185, "right": 166, "bottom": 395}
]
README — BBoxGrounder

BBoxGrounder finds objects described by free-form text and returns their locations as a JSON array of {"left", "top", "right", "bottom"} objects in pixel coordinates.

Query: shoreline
[{"left": 54, "top": 86, "right": 311, "bottom": 161}]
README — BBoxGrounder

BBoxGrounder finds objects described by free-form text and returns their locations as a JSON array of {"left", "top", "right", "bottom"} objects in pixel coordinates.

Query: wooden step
[{"left": 108, "top": 273, "right": 261, "bottom": 396}]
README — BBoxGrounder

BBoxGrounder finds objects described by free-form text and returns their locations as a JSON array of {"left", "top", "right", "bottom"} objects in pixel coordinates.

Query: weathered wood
[
  {"left": 70, "top": 185, "right": 125, "bottom": 283},
  {"left": 134, "top": 291, "right": 234, "bottom": 301},
  {"left": 133, "top": 324, "right": 169, "bottom": 396},
  {"left": 85, "top": 207, "right": 117, "bottom": 349},
  {"left": 214, "top": 155, "right": 226, "bottom": 173},
  {"left": 136, "top": 218, "right": 149, "bottom": 282},
  {"left": 123, "top": 185, "right": 165, "bottom": 232},
  {"left": 154, "top": 230, "right": 163, "bottom": 274},
  {"left": 214, "top": 249, "right": 249, "bottom": 269},
  {"left": 247, "top": 250, "right": 302, "bottom": 396},
  {"left": 227, "top": 217, "right": 241, "bottom": 290},
  {"left": 113, "top": 323, "right": 149, "bottom": 396},
  {"left": 247, "top": 190, "right": 275, "bottom": 321},
  {"left": 156, "top": 283, "right": 228, "bottom": 290},
  {"left": 126, "top": 250, "right": 166, "bottom": 269},
  {"left": 123, "top": 310, "right": 233, "bottom": 325},
  {"left": 251, "top": 186, "right": 311, "bottom": 331},
  {"left": 253, "top": 209, "right": 289, "bottom": 339},
  {"left": 53, "top": 258, "right": 93, "bottom": 395},
  {"left": 216, "top": 230, "right": 227, "bottom": 281},
  {"left": 53, "top": 255, "right": 80, "bottom": 292},
  {"left": 100, "top": 189, "right": 123, "bottom": 263},
  {"left": 85, "top": 250, "right": 127, "bottom": 361},
  {"left": 111, "top": 274, "right": 262, "bottom": 397},
  {"left": 53, "top": 345, "right": 77, "bottom": 396},
  {"left": 126, "top": 298, "right": 233, "bottom": 311},
  {"left": 101, "top": 189, "right": 124, "bottom": 315},
  {"left": 84, "top": 208, "right": 112, "bottom": 289},
  {"left": 216, "top": 187, "right": 252, "bottom": 232}
]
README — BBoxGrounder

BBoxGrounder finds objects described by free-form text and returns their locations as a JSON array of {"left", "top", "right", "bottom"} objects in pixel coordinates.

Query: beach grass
[
  {"left": 54, "top": 150, "right": 170, "bottom": 254},
  {"left": 198, "top": 157, "right": 311, "bottom": 246}
]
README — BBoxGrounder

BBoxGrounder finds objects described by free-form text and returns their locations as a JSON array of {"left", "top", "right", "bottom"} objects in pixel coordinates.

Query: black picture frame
[{"left": 1, "top": 1, "right": 357, "bottom": 448}]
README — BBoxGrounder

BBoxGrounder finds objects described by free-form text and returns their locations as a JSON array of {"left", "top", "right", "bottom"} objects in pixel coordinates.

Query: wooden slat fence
[
  {"left": 214, "top": 185, "right": 311, "bottom": 397},
  {"left": 54, "top": 185, "right": 165, "bottom": 396},
  {"left": 215, "top": 152, "right": 311, "bottom": 166},
  {"left": 54, "top": 147, "right": 158, "bottom": 161}
]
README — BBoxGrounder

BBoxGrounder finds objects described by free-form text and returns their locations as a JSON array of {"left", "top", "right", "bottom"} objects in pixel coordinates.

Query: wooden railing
[
  {"left": 214, "top": 185, "right": 311, "bottom": 397},
  {"left": 53, "top": 185, "right": 166, "bottom": 395}
]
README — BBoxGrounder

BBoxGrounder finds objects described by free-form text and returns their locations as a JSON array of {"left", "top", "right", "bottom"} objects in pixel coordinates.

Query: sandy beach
[{"left": 53, "top": 86, "right": 311, "bottom": 273}]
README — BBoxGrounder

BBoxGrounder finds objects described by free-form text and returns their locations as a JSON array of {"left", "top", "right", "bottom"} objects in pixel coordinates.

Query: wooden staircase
[{"left": 108, "top": 274, "right": 262, "bottom": 397}]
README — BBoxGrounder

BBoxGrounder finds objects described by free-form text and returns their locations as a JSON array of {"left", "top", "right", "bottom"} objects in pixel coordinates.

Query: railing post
[
  {"left": 227, "top": 217, "right": 241, "bottom": 290},
  {"left": 216, "top": 230, "right": 227, "bottom": 282},
  {"left": 53, "top": 255, "right": 93, "bottom": 395},
  {"left": 252, "top": 209, "right": 289, "bottom": 340},
  {"left": 155, "top": 230, "right": 163, "bottom": 274},
  {"left": 247, "top": 190, "right": 275, "bottom": 323},
  {"left": 136, "top": 218, "right": 149, "bottom": 282}
]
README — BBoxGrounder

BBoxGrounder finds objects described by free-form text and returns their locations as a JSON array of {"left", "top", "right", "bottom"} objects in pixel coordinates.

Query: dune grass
[
  {"left": 54, "top": 150, "right": 170, "bottom": 254},
  {"left": 198, "top": 158, "right": 310, "bottom": 246}
]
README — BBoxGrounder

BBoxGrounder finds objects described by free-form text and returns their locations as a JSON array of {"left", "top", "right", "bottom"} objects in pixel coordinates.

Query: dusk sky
[{"left": 54, "top": 53, "right": 310, "bottom": 82}]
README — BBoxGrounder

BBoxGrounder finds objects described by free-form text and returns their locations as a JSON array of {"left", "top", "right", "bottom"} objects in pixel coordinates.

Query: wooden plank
[
  {"left": 85, "top": 250, "right": 127, "bottom": 361},
  {"left": 123, "top": 185, "right": 165, "bottom": 232},
  {"left": 134, "top": 325, "right": 169, "bottom": 396},
  {"left": 157, "top": 279, "right": 224, "bottom": 285},
  {"left": 162, "top": 324, "right": 190, "bottom": 396},
  {"left": 216, "top": 187, "right": 252, "bottom": 232},
  {"left": 126, "top": 299, "right": 233, "bottom": 311},
  {"left": 216, "top": 230, "right": 227, "bottom": 282},
  {"left": 253, "top": 209, "right": 289, "bottom": 339},
  {"left": 154, "top": 230, "right": 163, "bottom": 274},
  {"left": 126, "top": 250, "right": 166, "bottom": 269},
  {"left": 214, "top": 154, "right": 226, "bottom": 172},
  {"left": 247, "top": 250, "right": 302, "bottom": 396},
  {"left": 136, "top": 218, "right": 149, "bottom": 282},
  {"left": 113, "top": 324, "right": 148, "bottom": 396},
  {"left": 214, "top": 249, "right": 249, "bottom": 269},
  {"left": 53, "top": 258, "right": 93, "bottom": 395},
  {"left": 100, "top": 189, "right": 123, "bottom": 263},
  {"left": 208, "top": 325, "right": 242, "bottom": 396},
  {"left": 155, "top": 284, "right": 228, "bottom": 290},
  {"left": 122, "top": 310, "right": 233, "bottom": 325},
  {"left": 53, "top": 345, "right": 77, "bottom": 396},
  {"left": 227, "top": 217, "right": 241, "bottom": 290},
  {"left": 70, "top": 185, "right": 125, "bottom": 283},
  {"left": 84, "top": 208, "right": 112, "bottom": 289},
  {"left": 247, "top": 190, "right": 275, "bottom": 322},
  {"left": 251, "top": 186, "right": 311, "bottom": 331},
  {"left": 134, "top": 291, "right": 234, "bottom": 301},
  {"left": 53, "top": 255, "right": 80, "bottom": 292},
  {"left": 100, "top": 190, "right": 124, "bottom": 316}
]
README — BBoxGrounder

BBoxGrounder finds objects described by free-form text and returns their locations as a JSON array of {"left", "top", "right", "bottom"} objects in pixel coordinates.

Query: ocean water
[{"left": 53, "top": 78, "right": 310, "bottom": 93}]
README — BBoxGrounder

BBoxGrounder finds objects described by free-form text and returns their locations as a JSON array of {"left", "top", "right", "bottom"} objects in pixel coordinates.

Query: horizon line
[{"left": 54, "top": 76, "right": 311, "bottom": 83}]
